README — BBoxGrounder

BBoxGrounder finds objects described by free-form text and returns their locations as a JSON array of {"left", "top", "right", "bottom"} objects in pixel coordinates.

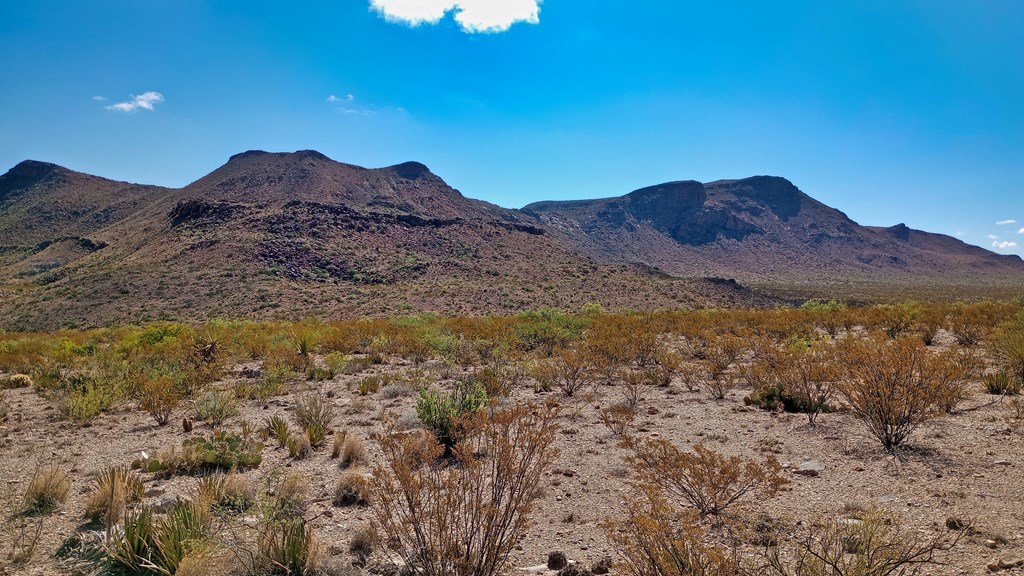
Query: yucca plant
[
  {"left": 265, "top": 415, "right": 290, "bottom": 448},
  {"left": 259, "top": 517, "right": 320, "bottom": 575},
  {"left": 85, "top": 465, "right": 144, "bottom": 528}
]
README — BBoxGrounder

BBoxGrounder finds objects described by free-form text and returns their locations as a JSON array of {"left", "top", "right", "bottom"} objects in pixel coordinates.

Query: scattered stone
[
  {"left": 993, "top": 460, "right": 1011, "bottom": 466},
  {"left": 591, "top": 556, "right": 613, "bottom": 575},
  {"left": 558, "top": 564, "right": 591, "bottom": 576},
  {"left": 548, "top": 551, "right": 568, "bottom": 570},
  {"left": 984, "top": 540, "right": 998, "bottom": 549},
  {"left": 795, "top": 460, "right": 826, "bottom": 477},
  {"left": 152, "top": 495, "right": 179, "bottom": 514}
]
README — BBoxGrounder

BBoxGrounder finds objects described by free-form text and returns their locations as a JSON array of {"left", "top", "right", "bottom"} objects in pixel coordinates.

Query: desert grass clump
[
  {"left": 193, "top": 389, "right": 238, "bottom": 426},
  {"left": 258, "top": 517, "right": 321, "bottom": 576},
  {"left": 0, "top": 390, "right": 9, "bottom": 423},
  {"left": 983, "top": 371, "right": 1021, "bottom": 395},
  {"left": 621, "top": 437, "right": 787, "bottom": 519},
  {"left": 333, "top": 469, "right": 371, "bottom": 507},
  {"left": 0, "top": 373, "right": 33, "bottom": 389},
  {"left": 269, "top": 472, "right": 310, "bottom": 519},
  {"left": 759, "top": 508, "right": 967, "bottom": 576},
  {"left": 838, "top": 335, "right": 964, "bottom": 450},
  {"left": 288, "top": 432, "right": 313, "bottom": 459},
  {"left": 197, "top": 472, "right": 255, "bottom": 513},
  {"left": 101, "top": 501, "right": 212, "bottom": 576},
  {"left": 293, "top": 392, "right": 334, "bottom": 447},
  {"left": 265, "top": 414, "right": 291, "bottom": 448},
  {"left": 22, "top": 464, "right": 72, "bottom": 515},
  {"left": 336, "top": 433, "right": 368, "bottom": 468},
  {"left": 370, "top": 403, "right": 559, "bottom": 576},
  {"left": 84, "top": 465, "right": 144, "bottom": 528}
]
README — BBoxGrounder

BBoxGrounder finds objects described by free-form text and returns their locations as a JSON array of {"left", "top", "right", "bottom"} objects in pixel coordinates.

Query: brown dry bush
[
  {"left": 139, "top": 375, "right": 182, "bottom": 426},
  {"left": 534, "top": 348, "right": 595, "bottom": 397},
  {"left": 604, "top": 485, "right": 742, "bottom": 576},
  {"left": 621, "top": 437, "right": 787, "bottom": 519},
  {"left": 837, "top": 335, "right": 958, "bottom": 451},
  {"left": 698, "top": 334, "right": 745, "bottom": 400},
  {"left": 600, "top": 402, "right": 636, "bottom": 436},
  {"left": 370, "top": 403, "right": 559, "bottom": 576},
  {"left": 759, "top": 508, "right": 966, "bottom": 576},
  {"left": 22, "top": 464, "right": 72, "bottom": 515}
]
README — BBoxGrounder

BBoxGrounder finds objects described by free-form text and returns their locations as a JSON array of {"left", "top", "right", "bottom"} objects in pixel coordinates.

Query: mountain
[
  {"left": 0, "top": 153, "right": 1018, "bottom": 330},
  {"left": 524, "top": 176, "right": 1024, "bottom": 299},
  {"left": 0, "top": 152, "right": 765, "bottom": 330}
]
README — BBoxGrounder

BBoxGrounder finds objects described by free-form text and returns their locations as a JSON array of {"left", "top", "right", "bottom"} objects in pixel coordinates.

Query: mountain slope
[
  {"left": 0, "top": 153, "right": 765, "bottom": 330},
  {"left": 524, "top": 176, "right": 1024, "bottom": 298}
]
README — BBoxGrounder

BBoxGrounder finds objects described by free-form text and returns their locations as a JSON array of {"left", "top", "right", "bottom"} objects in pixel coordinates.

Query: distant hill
[
  {"left": 524, "top": 176, "right": 1024, "bottom": 300},
  {"left": 1, "top": 152, "right": 1019, "bottom": 329},
  {"left": 0, "top": 152, "right": 766, "bottom": 330}
]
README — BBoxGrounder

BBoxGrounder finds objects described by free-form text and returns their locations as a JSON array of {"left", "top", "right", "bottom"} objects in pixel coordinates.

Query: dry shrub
[
  {"left": 838, "top": 335, "right": 960, "bottom": 450},
  {"left": 139, "top": 375, "right": 182, "bottom": 426},
  {"left": 334, "top": 432, "right": 368, "bottom": 468},
  {"left": 534, "top": 348, "right": 595, "bottom": 397},
  {"left": 604, "top": 486, "right": 741, "bottom": 576},
  {"left": 0, "top": 373, "right": 33, "bottom": 389},
  {"left": 698, "top": 334, "right": 745, "bottom": 400},
  {"left": 333, "top": 469, "right": 371, "bottom": 507},
  {"left": 85, "top": 465, "right": 143, "bottom": 527},
  {"left": 258, "top": 517, "right": 320, "bottom": 576},
  {"left": 370, "top": 403, "right": 559, "bottom": 576},
  {"left": 288, "top": 432, "right": 312, "bottom": 459},
  {"left": 22, "top": 464, "right": 71, "bottom": 515},
  {"left": 293, "top": 392, "right": 334, "bottom": 432},
  {"left": 271, "top": 472, "right": 310, "bottom": 518},
  {"left": 744, "top": 342, "right": 838, "bottom": 424},
  {"left": 759, "top": 508, "right": 966, "bottom": 576},
  {"left": 621, "top": 437, "right": 787, "bottom": 519},
  {"left": 197, "top": 472, "right": 255, "bottom": 513},
  {"left": 600, "top": 402, "right": 636, "bottom": 436}
]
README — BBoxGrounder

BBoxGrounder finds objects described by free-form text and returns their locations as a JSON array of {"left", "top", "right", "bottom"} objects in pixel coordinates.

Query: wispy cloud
[
  {"left": 988, "top": 234, "right": 999, "bottom": 240},
  {"left": 370, "top": 0, "right": 542, "bottom": 33},
  {"left": 105, "top": 91, "right": 164, "bottom": 112},
  {"left": 91, "top": 96, "right": 107, "bottom": 101},
  {"left": 996, "top": 219, "right": 1017, "bottom": 225},
  {"left": 993, "top": 240, "right": 1019, "bottom": 250},
  {"left": 327, "top": 94, "right": 354, "bottom": 103},
  {"left": 1019, "top": 227, "right": 1024, "bottom": 235},
  {"left": 954, "top": 231, "right": 965, "bottom": 237}
]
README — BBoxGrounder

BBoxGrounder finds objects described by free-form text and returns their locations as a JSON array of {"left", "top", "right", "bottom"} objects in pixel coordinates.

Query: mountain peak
[
  {"left": 0, "top": 160, "right": 68, "bottom": 199},
  {"left": 388, "top": 161, "right": 431, "bottom": 180}
]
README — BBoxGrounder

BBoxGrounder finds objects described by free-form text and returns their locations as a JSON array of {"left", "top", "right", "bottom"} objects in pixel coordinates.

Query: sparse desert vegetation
[{"left": 0, "top": 300, "right": 1023, "bottom": 574}]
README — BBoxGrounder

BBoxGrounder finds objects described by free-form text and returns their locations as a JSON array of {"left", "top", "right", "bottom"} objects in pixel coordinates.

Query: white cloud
[
  {"left": 92, "top": 95, "right": 107, "bottom": 101},
  {"left": 105, "top": 91, "right": 164, "bottom": 112},
  {"left": 988, "top": 234, "right": 999, "bottom": 240},
  {"left": 954, "top": 231, "right": 965, "bottom": 237},
  {"left": 1019, "top": 227, "right": 1024, "bottom": 235},
  {"left": 993, "top": 240, "right": 1019, "bottom": 249},
  {"left": 327, "top": 94, "right": 355, "bottom": 102},
  {"left": 370, "top": 0, "right": 542, "bottom": 33},
  {"left": 996, "top": 219, "right": 1017, "bottom": 225}
]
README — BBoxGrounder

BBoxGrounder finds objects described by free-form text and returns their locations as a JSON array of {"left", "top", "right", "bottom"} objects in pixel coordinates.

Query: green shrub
[
  {"left": 258, "top": 517, "right": 320, "bottom": 575},
  {"left": 416, "top": 380, "right": 488, "bottom": 453},
  {"left": 292, "top": 392, "right": 334, "bottom": 440},
  {"left": 265, "top": 415, "right": 290, "bottom": 448},
  {"left": 193, "top": 390, "right": 238, "bottom": 426},
  {"left": 101, "top": 502, "right": 211, "bottom": 576},
  {"left": 983, "top": 371, "right": 1022, "bottom": 395},
  {"left": 57, "top": 375, "right": 123, "bottom": 424}
]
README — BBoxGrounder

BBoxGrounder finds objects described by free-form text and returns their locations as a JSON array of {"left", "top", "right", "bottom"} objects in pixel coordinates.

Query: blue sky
[{"left": 1, "top": 1, "right": 1023, "bottom": 255}]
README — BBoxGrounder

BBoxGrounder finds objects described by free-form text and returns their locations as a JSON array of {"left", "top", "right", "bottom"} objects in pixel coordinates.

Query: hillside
[
  {"left": 524, "top": 176, "right": 1024, "bottom": 299},
  {"left": 0, "top": 152, "right": 764, "bottom": 330}
]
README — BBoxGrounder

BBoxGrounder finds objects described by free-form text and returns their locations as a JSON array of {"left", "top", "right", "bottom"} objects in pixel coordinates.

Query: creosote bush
[
  {"left": 759, "top": 508, "right": 967, "bottom": 576},
  {"left": 370, "top": 403, "right": 559, "bottom": 576},
  {"left": 621, "top": 437, "right": 787, "bottom": 519},
  {"left": 837, "top": 335, "right": 963, "bottom": 450}
]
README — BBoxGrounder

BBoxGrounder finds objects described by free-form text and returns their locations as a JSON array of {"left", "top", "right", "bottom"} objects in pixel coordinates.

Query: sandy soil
[{"left": 0, "top": 331, "right": 1022, "bottom": 576}]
